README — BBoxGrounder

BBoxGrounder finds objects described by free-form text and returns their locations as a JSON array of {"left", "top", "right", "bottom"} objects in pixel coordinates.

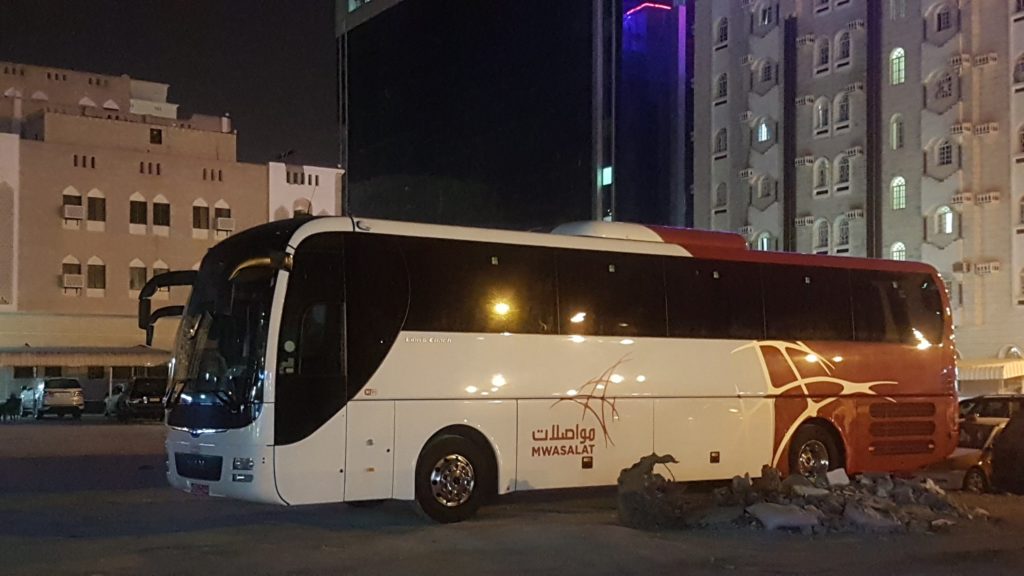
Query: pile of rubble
[{"left": 617, "top": 454, "right": 989, "bottom": 534}]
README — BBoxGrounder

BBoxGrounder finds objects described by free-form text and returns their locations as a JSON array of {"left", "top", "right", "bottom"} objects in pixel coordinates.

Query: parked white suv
[{"left": 26, "top": 378, "right": 85, "bottom": 419}]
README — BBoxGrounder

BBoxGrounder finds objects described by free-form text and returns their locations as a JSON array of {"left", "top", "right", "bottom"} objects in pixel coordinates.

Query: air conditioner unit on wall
[
  {"left": 952, "top": 261, "right": 972, "bottom": 274},
  {"left": 61, "top": 274, "right": 84, "bottom": 289},
  {"left": 975, "top": 261, "right": 1001, "bottom": 275},
  {"left": 62, "top": 204, "right": 84, "bottom": 220},
  {"left": 216, "top": 217, "right": 236, "bottom": 231}
]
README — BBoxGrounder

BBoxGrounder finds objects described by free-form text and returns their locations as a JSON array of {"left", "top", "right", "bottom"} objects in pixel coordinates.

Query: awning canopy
[
  {"left": 958, "top": 358, "right": 1024, "bottom": 381},
  {"left": 0, "top": 346, "right": 171, "bottom": 367}
]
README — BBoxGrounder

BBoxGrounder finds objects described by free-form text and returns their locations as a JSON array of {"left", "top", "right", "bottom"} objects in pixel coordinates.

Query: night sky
[{"left": 0, "top": 0, "right": 338, "bottom": 168}]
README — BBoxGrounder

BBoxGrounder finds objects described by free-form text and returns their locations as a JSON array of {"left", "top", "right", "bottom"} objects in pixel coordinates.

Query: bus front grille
[
  {"left": 868, "top": 440, "right": 936, "bottom": 456},
  {"left": 174, "top": 453, "right": 223, "bottom": 481}
]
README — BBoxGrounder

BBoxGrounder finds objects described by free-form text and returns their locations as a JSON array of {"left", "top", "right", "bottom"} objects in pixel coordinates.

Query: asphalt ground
[{"left": 3, "top": 416, "right": 1024, "bottom": 576}]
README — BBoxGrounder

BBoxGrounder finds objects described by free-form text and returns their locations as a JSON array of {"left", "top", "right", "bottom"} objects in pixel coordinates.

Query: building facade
[
  {"left": 336, "top": 0, "right": 694, "bottom": 230},
  {"left": 694, "top": 0, "right": 1024, "bottom": 392},
  {"left": 0, "top": 61, "right": 342, "bottom": 400}
]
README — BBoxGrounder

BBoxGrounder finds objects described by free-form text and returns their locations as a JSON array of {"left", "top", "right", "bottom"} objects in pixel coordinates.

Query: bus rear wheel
[
  {"left": 789, "top": 423, "right": 841, "bottom": 481},
  {"left": 414, "top": 434, "right": 487, "bottom": 523}
]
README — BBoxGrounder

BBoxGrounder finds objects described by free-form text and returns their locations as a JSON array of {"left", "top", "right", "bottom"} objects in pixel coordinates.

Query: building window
[
  {"left": 756, "top": 120, "right": 770, "bottom": 143},
  {"left": 13, "top": 367, "right": 34, "bottom": 379},
  {"left": 890, "top": 242, "right": 907, "bottom": 261},
  {"left": 935, "top": 205, "right": 954, "bottom": 234},
  {"left": 87, "top": 261, "right": 106, "bottom": 289},
  {"left": 938, "top": 141, "right": 953, "bottom": 166},
  {"left": 891, "top": 115, "right": 905, "bottom": 149},
  {"left": 813, "top": 220, "right": 830, "bottom": 253},
  {"left": 760, "top": 63, "right": 773, "bottom": 83},
  {"left": 756, "top": 232, "right": 773, "bottom": 251},
  {"left": 890, "top": 48, "right": 906, "bottom": 85},
  {"left": 715, "top": 73, "right": 728, "bottom": 100},
  {"left": 837, "top": 32, "right": 851, "bottom": 61},
  {"left": 815, "top": 0, "right": 830, "bottom": 12},
  {"left": 713, "top": 129, "right": 728, "bottom": 155},
  {"left": 63, "top": 191, "right": 82, "bottom": 207},
  {"left": 835, "top": 94, "right": 850, "bottom": 125},
  {"left": 129, "top": 263, "right": 147, "bottom": 291},
  {"left": 150, "top": 128, "right": 163, "bottom": 145},
  {"left": 215, "top": 206, "right": 231, "bottom": 221},
  {"left": 817, "top": 40, "right": 830, "bottom": 68},
  {"left": 936, "top": 7, "right": 952, "bottom": 32},
  {"left": 192, "top": 204, "right": 210, "bottom": 230},
  {"left": 814, "top": 158, "right": 831, "bottom": 193},
  {"left": 891, "top": 176, "right": 907, "bottom": 210},
  {"left": 1016, "top": 57, "right": 1024, "bottom": 84},
  {"left": 153, "top": 201, "right": 171, "bottom": 227},
  {"left": 129, "top": 200, "right": 147, "bottom": 225},
  {"left": 836, "top": 156, "right": 851, "bottom": 185},
  {"left": 44, "top": 367, "right": 62, "bottom": 377},
  {"left": 62, "top": 258, "right": 81, "bottom": 276},
  {"left": 759, "top": 177, "right": 772, "bottom": 198},
  {"left": 87, "top": 366, "right": 105, "bottom": 379},
  {"left": 815, "top": 99, "right": 830, "bottom": 133},
  {"left": 87, "top": 194, "right": 106, "bottom": 222},
  {"left": 890, "top": 0, "right": 906, "bottom": 19},
  {"left": 759, "top": 5, "right": 774, "bottom": 25},
  {"left": 714, "top": 183, "right": 728, "bottom": 208},
  {"left": 836, "top": 217, "right": 850, "bottom": 247},
  {"left": 935, "top": 73, "right": 953, "bottom": 99},
  {"left": 716, "top": 18, "right": 729, "bottom": 44}
]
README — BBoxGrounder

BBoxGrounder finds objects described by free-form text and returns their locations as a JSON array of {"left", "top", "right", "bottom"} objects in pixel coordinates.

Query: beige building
[
  {"left": 694, "top": 0, "right": 1024, "bottom": 393},
  {"left": 0, "top": 61, "right": 342, "bottom": 401}
]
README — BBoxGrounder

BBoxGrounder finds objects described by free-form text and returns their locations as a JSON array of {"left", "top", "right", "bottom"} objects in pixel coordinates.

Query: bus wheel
[
  {"left": 789, "top": 424, "right": 841, "bottom": 480},
  {"left": 414, "top": 434, "right": 487, "bottom": 523}
]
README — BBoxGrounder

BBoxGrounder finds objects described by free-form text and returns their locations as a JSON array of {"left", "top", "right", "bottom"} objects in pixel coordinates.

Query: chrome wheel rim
[
  {"left": 964, "top": 470, "right": 985, "bottom": 493},
  {"left": 429, "top": 454, "right": 475, "bottom": 508},
  {"left": 797, "top": 440, "right": 830, "bottom": 477}
]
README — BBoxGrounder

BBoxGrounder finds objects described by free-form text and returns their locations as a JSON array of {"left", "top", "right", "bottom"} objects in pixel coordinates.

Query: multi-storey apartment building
[
  {"left": 694, "top": 0, "right": 1024, "bottom": 393},
  {"left": 0, "top": 61, "right": 342, "bottom": 400}
]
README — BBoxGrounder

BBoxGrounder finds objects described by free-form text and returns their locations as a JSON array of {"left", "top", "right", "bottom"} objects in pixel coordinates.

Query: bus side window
[
  {"left": 764, "top": 265, "right": 853, "bottom": 341},
  {"left": 557, "top": 250, "right": 666, "bottom": 337},
  {"left": 666, "top": 259, "right": 764, "bottom": 340},
  {"left": 297, "top": 302, "right": 344, "bottom": 377}
]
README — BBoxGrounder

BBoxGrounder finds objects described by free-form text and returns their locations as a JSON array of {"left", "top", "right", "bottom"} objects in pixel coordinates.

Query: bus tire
[
  {"left": 414, "top": 434, "right": 488, "bottom": 523},
  {"left": 788, "top": 423, "right": 841, "bottom": 480}
]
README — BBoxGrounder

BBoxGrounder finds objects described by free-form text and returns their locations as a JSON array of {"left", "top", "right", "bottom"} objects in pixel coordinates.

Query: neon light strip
[{"left": 624, "top": 2, "right": 672, "bottom": 18}]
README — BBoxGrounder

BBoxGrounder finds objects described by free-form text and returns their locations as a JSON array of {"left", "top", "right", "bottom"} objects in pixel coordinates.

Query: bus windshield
[{"left": 166, "top": 264, "right": 277, "bottom": 430}]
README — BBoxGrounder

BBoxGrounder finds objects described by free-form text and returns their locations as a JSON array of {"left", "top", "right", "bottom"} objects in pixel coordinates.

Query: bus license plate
[{"left": 190, "top": 483, "right": 210, "bottom": 496}]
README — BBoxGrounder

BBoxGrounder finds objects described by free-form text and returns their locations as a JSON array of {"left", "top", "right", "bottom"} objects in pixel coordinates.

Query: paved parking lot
[{"left": 4, "top": 416, "right": 1024, "bottom": 575}]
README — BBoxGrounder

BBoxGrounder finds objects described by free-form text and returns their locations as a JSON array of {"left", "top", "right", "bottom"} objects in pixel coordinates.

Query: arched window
[
  {"left": 61, "top": 255, "right": 81, "bottom": 276},
  {"left": 715, "top": 73, "right": 728, "bottom": 99},
  {"left": 814, "top": 158, "right": 831, "bottom": 190},
  {"left": 86, "top": 256, "right": 106, "bottom": 290},
  {"left": 890, "top": 48, "right": 906, "bottom": 85},
  {"left": 836, "top": 32, "right": 851, "bottom": 61},
  {"left": 716, "top": 18, "right": 729, "bottom": 44},
  {"left": 192, "top": 198, "right": 210, "bottom": 230},
  {"left": 86, "top": 189, "right": 105, "bottom": 222},
  {"left": 152, "top": 194, "right": 170, "bottom": 228},
  {"left": 129, "top": 192, "right": 147, "bottom": 227},
  {"left": 835, "top": 93, "right": 850, "bottom": 124},
  {"left": 756, "top": 120, "right": 770, "bottom": 143},
  {"left": 935, "top": 205, "right": 954, "bottom": 234},
  {"left": 936, "top": 5, "right": 953, "bottom": 32},
  {"left": 714, "top": 128, "right": 728, "bottom": 154},
  {"left": 30, "top": 90, "right": 48, "bottom": 101},
  {"left": 836, "top": 217, "right": 850, "bottom": 247},
  {"left": 813, "top": 220, "right": 830, "bottom": 252},
  {"left": 756, "top": 232, "right": 773, "bottom": 251},
  {"left": 3, "top": 87, "right": 22, "bottom": 98},
  {"left": 835, "top": 155, "right": 851, "bottom": 185},
  {"left": 937, "top": 140, "right": 954, "bottom": 166},
  {"left": 1015, "top": 56, "right": 1024, "bottom": 84},
  {"left": 935, "top": 72, "right": 953, "bottom": 99},
  {"left": 890, "top": 242, "right": 907, "bottom": 261},
  {"left": 760, "top": 62, "right": 774, "bottom": 83},
  {"left": 152, "top": 259, "right": 169, "bottom": 280},
  {"left": 129, "top": 258, "right": 147, "bottom": 291},
  {"left": 62, "top": 185, "right": 81, "bottom": 207},
  {"left": 1019, "top": 196, "right": 1024, "bottom": 225},
  {"left": 78, "top": 96, "right": 96, "bottom": 108},
  {"left": 890, "top": 114, "right": 905, "bottom": 149},
  {"left": 714, "top": 183, "right": 728, "bottom": 208},
  {"left": 758, "top": 177, "right": 772, "bottom": 198},
  {"left": 102, "top": 99, "right": 120, "bottom": 111},
  {"left": 816, "top": 39, "right": 831, "bottom": 68},
  {"left": 815, "top": 98, "right": 831, "bottom": 132},
  {"left": 891, "top": 176, "right": 907, "bottom": 210}
]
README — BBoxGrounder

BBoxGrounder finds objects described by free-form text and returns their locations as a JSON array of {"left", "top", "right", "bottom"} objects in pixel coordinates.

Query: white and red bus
[{"left": 146, "top": 216, "right": 958, "bottom": 522}]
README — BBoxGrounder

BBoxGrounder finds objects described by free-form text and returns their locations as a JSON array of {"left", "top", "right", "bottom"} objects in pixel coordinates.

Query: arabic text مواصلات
[{"left": 531, "top": 424, "right": 598, "bottom": 444}]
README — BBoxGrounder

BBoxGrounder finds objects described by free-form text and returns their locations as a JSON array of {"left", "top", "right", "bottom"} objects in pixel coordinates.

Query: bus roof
[{"left": 288, "top": 216, "right": 938, "bottom": 277}]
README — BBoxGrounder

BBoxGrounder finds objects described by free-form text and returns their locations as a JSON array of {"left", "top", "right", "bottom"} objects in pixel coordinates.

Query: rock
[
  {"left": 791, "top": 484, "right": 831, "bottom": 498},
  {"left": 712, "top": 486, "right": 735, "bottom": 506},
  {"left": 617, "top": 453, "right": 685, "bottom": 530},
  {"left": 891, "top": 485, "right": 916, "bottom": 505},
  {"left": 781, "top": 473, "right": 815, "bottom": 494},
  {"left": 971, "top": 507, "right": 990, "bottom": 520},
  {"left": 922, "top": 478, "right": 946, "bottom": 496},
  {"left": 746, "top": 502, "right": 821, "bottom": 530},
  {"left": 857, "top": 475, "right": 875, "bottom": 487},
  {"left": 930, "top": 518, "right": 956, "bottom": 532},
  {"left": 754, "top": 465, "right": 783, "bottom": 494},
  {"left": 874, "top": 475, "right": 895, "bottom": 493},
  {"left": 874, "top": 487, "right": 890, "bottom": 499},
  {"left": 826, "top": 468, "right": 851, "bottom": 487},
  {"left": 732, "top": 474, "right": 752, "bottom": 495},
  {"left": 698, "top": 506, "right": 745, "bottom": 528},
  {"left": 844, "top": 504, "right": 902, "bottom": 532},
  {"left": 898, "top": 505, "right": 939, "bottom": 524}
]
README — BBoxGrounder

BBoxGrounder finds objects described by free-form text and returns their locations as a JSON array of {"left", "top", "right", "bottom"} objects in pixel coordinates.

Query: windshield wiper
[{"left": 212, "top": 389, "right": 243, "bottom": 412}]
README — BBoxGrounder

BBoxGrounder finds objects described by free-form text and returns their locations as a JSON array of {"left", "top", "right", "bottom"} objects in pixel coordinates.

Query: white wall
[{"left": 267, "top": 162, "right": 344, "bottom": 221}]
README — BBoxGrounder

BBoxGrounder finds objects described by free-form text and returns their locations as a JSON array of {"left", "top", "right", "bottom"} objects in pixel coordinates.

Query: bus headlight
[{"left": 232, "top": 457, "right": 255, "bottom": 471}]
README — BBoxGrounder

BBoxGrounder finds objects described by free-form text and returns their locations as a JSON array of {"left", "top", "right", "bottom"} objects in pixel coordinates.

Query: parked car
[
  {"left": 922, "top": 416, "right": 1006, "bottom": 493},
  {"left": 958, "top": 395, "right": 1024, "bottom": 420},
  {"left": 25, "top": 378, "right": 85, "bottom": 419},
  {"left": 19, "top": 385, "right": 35, "bottom": 417},
  {"left": 103, "top": 377, "right": 166, "bottom": 421},
  {"left": 992, "top": 409, "right": 1024, "bottom": 494}
]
